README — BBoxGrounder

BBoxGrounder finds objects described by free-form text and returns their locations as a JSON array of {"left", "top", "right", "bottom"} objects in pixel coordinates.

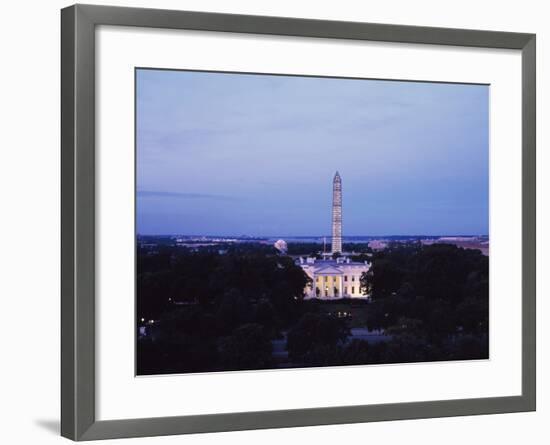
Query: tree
[
  {"left": 286, "top": 313, "right": 350, "bottom": 362},
  {"left": 215, "top": 289, "right": 254, "bottom": 334},
  {"left": 254, "top": 299, "right": 279, "bottom": 336},
  {"left": 362, "top": 243, "right": 489, "bottom": 345},
  {"left": 218, "top": 324, "right": 273, "bottom": 370},
  {"left": 137, "top": 270, "right": 174, "bottom": 320},
  {"left": 137, "top": 306, "right": 219, "bottom": 374}
]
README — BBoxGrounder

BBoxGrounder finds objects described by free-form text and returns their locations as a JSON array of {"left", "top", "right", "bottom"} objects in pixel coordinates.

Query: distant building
[
  {"left": 297, "top": 172, "right": 370, "bottom": 299},
  {"left": 274, "top": 239, "right": 288, "bottom": 254},
  {"left": 299, "top": 256, "right": 370, "bottom": 299},
  {"left": 368, "top": 240, "right": 388, "bottom": 251},
  {"left": 421, "top": 236, "right": 489, "bottom": 256}
]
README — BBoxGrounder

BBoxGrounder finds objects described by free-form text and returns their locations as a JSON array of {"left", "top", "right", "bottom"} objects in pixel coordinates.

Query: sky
[{"left": 136, "top": 69, "right": 489, "bottom": 237}]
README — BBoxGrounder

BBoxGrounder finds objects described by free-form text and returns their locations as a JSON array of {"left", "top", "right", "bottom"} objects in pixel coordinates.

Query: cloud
[{"left": 137, "top": 190, "right": 238, "bottom": 201}]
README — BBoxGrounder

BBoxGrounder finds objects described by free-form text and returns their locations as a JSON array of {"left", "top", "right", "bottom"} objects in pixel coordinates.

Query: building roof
[
  {"left": 314, "top": 264, "right": 346, "bottom": 275},
  {"left": 299, "top": 258, "right": 370, "bottom": 274}
]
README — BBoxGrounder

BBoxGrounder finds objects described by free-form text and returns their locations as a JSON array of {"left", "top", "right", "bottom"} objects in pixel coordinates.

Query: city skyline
[{"left": 137, "top": 69, "right": 489, "bottom": 237}]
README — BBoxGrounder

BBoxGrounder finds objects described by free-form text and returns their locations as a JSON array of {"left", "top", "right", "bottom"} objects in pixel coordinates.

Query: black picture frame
[{"left": 61, "top": 4, "right": 536, "bottom": 441}]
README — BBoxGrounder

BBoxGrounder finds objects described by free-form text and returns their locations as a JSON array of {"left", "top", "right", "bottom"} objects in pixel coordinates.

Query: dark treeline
[
  {"left": 285, "top": 242, "right": 373, "bottom": 257},
  {"left": 137, "top": 242, "right": 488, "bottom": 374},
  {"left": 137, "top": 247, "right": 312, "bottom": 374},
  {"left": 286, "top": 242, "right": 323, "bottom": 257},
  {"left": 361, "top": 243, "right": 488, "bottom": 362}
]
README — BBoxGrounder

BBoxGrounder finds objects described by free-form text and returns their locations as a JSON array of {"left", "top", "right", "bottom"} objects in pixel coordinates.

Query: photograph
[
  {"left": 0, "top": 0, "right": 540, "bottom": 442},
  {"left": 135, "top": 68, "right": 489, "bottom": 375}
]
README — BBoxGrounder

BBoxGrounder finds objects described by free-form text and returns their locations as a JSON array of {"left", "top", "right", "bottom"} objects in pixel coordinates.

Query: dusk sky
[{"left": 136, "top": 69, "right": 488, "bottom": 237}]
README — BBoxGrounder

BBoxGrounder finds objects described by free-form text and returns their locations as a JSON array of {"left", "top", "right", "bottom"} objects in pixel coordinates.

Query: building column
[
  {"left": 316, "top": 275, "right": 320, "bottom": 298},
  {"left": 338, "top": 275, "right": 343, "bottom": 298}
]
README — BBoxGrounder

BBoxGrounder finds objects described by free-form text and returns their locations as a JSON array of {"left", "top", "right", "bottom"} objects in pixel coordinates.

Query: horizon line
[{"left": 137, "top": 233, "right": 490, "bottom": 238}]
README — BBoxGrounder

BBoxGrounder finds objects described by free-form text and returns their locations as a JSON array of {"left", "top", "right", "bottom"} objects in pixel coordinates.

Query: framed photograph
[{"left": 61, "top": 4, "right": 536, "bottom": 441}]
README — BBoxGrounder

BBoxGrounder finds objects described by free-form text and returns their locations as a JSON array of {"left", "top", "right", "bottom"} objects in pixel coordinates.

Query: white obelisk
[{"left": 331, "top": 171, "right": 342, "bottom": 254}]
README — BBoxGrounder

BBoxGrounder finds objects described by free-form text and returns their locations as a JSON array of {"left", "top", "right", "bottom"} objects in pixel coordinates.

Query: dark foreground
[{"left": 137, "top": 241, "right": 488, "bottom": 375}]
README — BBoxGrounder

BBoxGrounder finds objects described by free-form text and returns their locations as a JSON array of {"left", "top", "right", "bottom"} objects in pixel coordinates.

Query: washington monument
[{"left": 331, "top": 171, "right": 342, "bottom": 254}]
